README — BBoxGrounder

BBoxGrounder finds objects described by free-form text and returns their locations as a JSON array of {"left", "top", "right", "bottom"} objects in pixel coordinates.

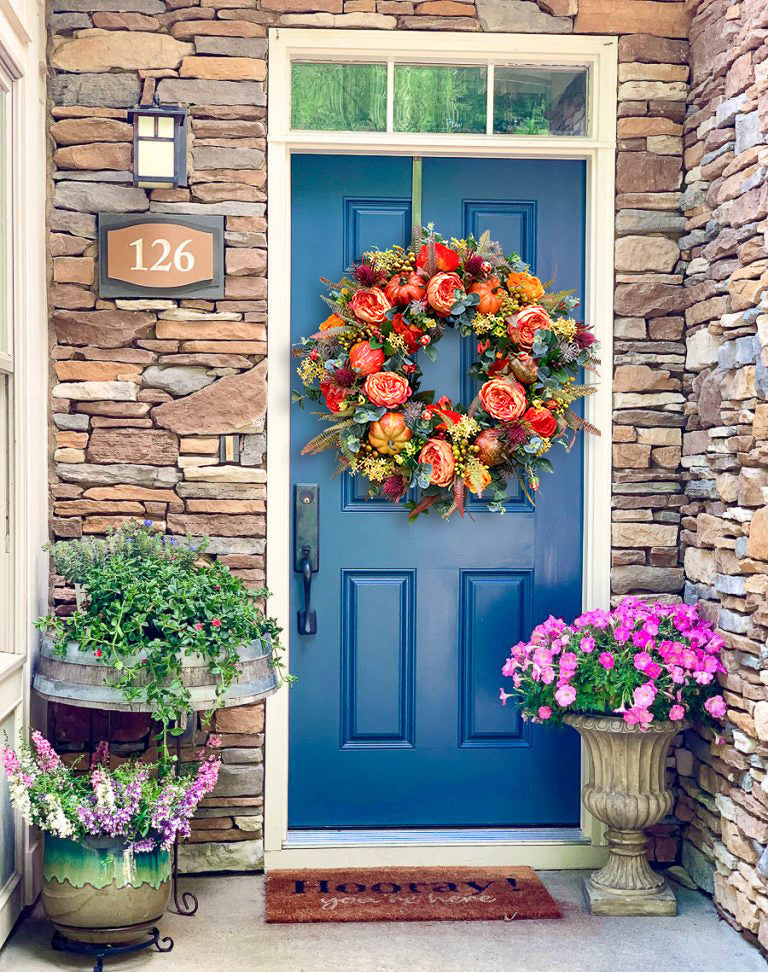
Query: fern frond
[
  {"left": 425, "top": 236, "right": 437, "bottom": 277},
  {"left": 301, "top": 418, "right": 356, "bottom": 456},
  {"left": 564, "top": 408, "right": 601, "bottom": 437},
  {"left": 568, "top": 384, "right": 598, "bottom": 399}
]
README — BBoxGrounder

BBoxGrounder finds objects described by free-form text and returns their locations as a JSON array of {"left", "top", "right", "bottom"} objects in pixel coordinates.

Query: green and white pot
[{"left": 42, "top": 835, "right": 171, "bottom": 944}]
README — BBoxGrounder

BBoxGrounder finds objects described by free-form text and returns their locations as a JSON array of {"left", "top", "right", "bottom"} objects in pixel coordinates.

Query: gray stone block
[
  {"left": 193, "top": 146, "right": 265, "bottom": 171},
  {"left": 615, "top": 209, "right": 687, "bottom": 235},
  {"left": 715, "top": 93, "right": 749, "bottom": 129},
  {"left": 240, "top": 434, "right": 266, "bottom": 467},
  {"left": 142, "top": 366, "right": 215, "bottom": 396},
  {"left": 735, "top": 111, "right": 764, "bottom": 155},
  {"left": 50, "top": 13, "right": 92, "bottom": 31},
  {"left": 54, "top": 181, "right": 149, "bottom": 214},
  {"left": 476, "top": 0, "right": 572, "bottom": 32},
  {"left": 55, "top": 463, "right": 180, "bottom": 487},
  {"left": 194, "top": 37, "right": 267, "bottom": 57},
  {"left": 51, "top": 72, "right": 141, "bottom": 108},
  {"left": 156, "top": 79, "right": 266, "bottom": 107},
  {"left": 53, "top": 413, "right": 90, "bottom": 431},
  {"left": 681, "top": 841, "right": 715, "bottom": 894},
  {"left": 213, "top": 764, "right": 264, "bottom": 797},
  {"left": 177, "top": 839, "right": 263, "bottom": 874}
]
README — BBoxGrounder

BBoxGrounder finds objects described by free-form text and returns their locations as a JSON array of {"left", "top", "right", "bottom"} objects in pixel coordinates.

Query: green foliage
[{"left": 37, "top": 521, "right": 284, "bottom": 734}]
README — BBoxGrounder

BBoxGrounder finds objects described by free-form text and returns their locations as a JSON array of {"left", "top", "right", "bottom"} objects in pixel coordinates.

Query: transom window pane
[
  {"left": 291, "top": 62, "right": 387, "bottom": 132},
  {"left": 393, "top": 65, "right": 486, "bottom": 134},
  {"left": 288, "top": 61, "right": 589, "bottom": 136},
  {"left": 493, "top": 67, "right": 587, "bottom": 136}
]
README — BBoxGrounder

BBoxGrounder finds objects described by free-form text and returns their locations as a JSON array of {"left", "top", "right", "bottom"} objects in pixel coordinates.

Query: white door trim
[{"left": 265, "top": 28, "right": 616, "bottom": 870}]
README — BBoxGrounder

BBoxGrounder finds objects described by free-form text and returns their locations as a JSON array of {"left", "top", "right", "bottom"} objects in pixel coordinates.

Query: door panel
[{"left": 289, "top": 155, "right": 584, "bottom": 828}]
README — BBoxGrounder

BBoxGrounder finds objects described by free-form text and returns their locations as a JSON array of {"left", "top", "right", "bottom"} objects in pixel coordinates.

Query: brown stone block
[
  {"left": 75, "top": 401, "right": 152, "bottom": 417},
  {"left": 616, "top": 152, "right": 682, "bottom": 193},
  {"left": 51, "top": 517, "right": 83, "bottom": 538},
  {"left": 186, "top": 499, "right": 265, "bottom": 513},
  {"left": 83, "top": 515, "right": 147, "bottom": 533},
  {"left": 614, "top": 283, "right": 686, "bottom": 316},
  {"left": 156, "top": 321, "right": 263, "bottom": 340},
  {"left": 226, "top": 215, "right": 267, "bottom": 233},
  {"left": 50, "top": 117, "right": 133, "bottom": 146},
  {"left": 50, "top": 234, "right": 90, "bottom": 257},
  {"left": 51, "top": 31, "right": 193, "bottom": 73},
  {"left": 87, "top": 429, "right": 179, "bottom": 466},
  {"left": 171, "top": 20, "right": 265, "bottom": 37},
  {"left": 225, "top": 248, "right": 266, "bottom": 276},
  {"left": 213, "top": 701, "right": 264, "bottom": 734},
  {"left": 55, "top": 431, "right": 89, "bottom": 450},
  {"left": 179, "top": 56, "right": 266, "bottom": 81},
  {"left": 576, "top": 0, "right": 689, "bottom": 37},
  {"left": 179, "top": 341, "right": 265, "bottom": 353},
  {"left": 224, "top": 276, "right": 267, "bottom": 299},
  {"left": 54, "top": 500, "right": 145, "bottom": 516},
  {"left": 84, "top": 485, "right": 184, "bottom": 511},
  {"left": 92, "top": 12, "right": 160, "bottom": 29},
  {"left": 51, "top": 284, "right": 97, "bottom": 310},
  {"left": 613, "top": 444, "right": 652, "bottom": 468},
  {"left": 53, "top": 257, "right": 95, "bottom": 285},
  {"left": 614, "top": 364, "right": 679, "bottom": 392},
  {"left": 54, "top": 310, "right": 155, "bottom": 348},
  {"left": 618, "top": 34, "right": 688, "bottom": 63},
  {"left": 55, "top": 361, "right": 142, "bottom": 381},
  {"left": 193, "top": 184, "right": 262, "bottom": 203},
  {"left": 167, "top": 513, "right": 264, "bottom": 536}
]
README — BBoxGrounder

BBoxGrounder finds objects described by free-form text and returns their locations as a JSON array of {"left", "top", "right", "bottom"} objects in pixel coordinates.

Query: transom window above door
[{"left": 290, "top": 61, "right": 589, "bottom": 137}]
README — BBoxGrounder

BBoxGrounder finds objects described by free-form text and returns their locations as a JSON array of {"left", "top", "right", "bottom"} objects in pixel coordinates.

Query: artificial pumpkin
[
  {"left": 368, "top": 412, "right": 413, "bottom": 455},
  {"left": 385, "top": 271, "right": 427, "bottom": 307},
  {"left": 469, "top": 276, "right": 504, "bottom": 315}
]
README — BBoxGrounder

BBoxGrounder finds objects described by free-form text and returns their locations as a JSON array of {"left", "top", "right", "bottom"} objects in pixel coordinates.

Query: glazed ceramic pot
[
  {"left": 42, "top": 834, "right": 171, "bottom": 944},
  {"left": 564, "top": 713, "right": 687, "bottom": 916}
]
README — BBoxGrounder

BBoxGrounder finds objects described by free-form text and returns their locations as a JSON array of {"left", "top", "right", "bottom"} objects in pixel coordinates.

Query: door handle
[
  {"left": 299, "top": 546, "right": 317, "bottom": 635},
  {"left": 294, "top": 485, "right": 319, "bottom": 635}
]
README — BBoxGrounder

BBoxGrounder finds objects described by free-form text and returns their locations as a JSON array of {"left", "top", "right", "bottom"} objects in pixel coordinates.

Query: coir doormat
[{"left": 265, "top": 867, "right": 561, "bottom": 923}]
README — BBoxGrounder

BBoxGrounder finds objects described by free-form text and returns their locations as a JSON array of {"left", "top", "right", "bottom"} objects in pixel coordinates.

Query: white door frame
[{"left": 265, "top": 28, "right": 616, "bottom": 870}]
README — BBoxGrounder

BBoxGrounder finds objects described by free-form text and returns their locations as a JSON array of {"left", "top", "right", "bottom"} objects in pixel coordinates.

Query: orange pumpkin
[
  {"left": 385, "top": 271, "right": 426, "bottom": 307},
  {"left": 368, "top": 412, "right": 413, "bottom": 455},
  {"left": 469, "top": 276, "right": 504, "bottom": 315}
]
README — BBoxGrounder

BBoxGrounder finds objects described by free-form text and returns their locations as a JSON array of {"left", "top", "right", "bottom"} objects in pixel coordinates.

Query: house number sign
[{"left": 98, "top": 214, "right": 225, "bottom": 298}]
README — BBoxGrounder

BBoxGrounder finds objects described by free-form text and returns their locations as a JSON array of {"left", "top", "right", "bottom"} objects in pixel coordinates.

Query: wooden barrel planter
[{"left": 33, "top": 634, "right": 278, "bottom": 712}]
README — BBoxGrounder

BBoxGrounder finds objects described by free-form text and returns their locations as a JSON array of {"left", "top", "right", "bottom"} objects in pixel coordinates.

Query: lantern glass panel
[
  {"left": 137, "top": 139, "right": 175, "bottom": 180},
  {"left": 157, "top": 115, "right": 174, "bottom": 138},
  {"left": 137, "top": 114, "right": 155, "bottom": 137}
]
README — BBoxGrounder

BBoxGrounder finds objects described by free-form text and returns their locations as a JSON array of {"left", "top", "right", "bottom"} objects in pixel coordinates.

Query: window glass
[
  {"left": 291, "top": 63, "right": 387, "bottom": 132},
  {"left": 493, "top": 67, "right": 588, "bottom": 136},
  {"left": 394, "top": 65, "right": 486, "bottom": 134}
]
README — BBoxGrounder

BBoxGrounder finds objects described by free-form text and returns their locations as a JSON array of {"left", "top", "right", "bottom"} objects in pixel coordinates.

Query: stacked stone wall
[
  {"left": 677, "top": 0, "right": 768, "bottom": 949},
  {"left": 46, "top": 0, "right": 692, "bottom": 872}
]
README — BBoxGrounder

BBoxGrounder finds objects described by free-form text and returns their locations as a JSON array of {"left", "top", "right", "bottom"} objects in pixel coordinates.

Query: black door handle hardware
[
  {"left": 298, "top": 546, "right": 317, "bottom": 635},
  {"left": 294, "top": 484, "right": 319, "bottom": 635}
]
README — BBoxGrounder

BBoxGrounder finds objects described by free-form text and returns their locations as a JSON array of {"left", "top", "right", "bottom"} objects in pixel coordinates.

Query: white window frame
[{"left": 266, "top": 28, "right": 616, "bottom": 870}]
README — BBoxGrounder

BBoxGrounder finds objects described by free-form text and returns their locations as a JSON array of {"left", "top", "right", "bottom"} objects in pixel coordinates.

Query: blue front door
[{"left": 289, "top": 155, "right": 585, "bottom": 828}]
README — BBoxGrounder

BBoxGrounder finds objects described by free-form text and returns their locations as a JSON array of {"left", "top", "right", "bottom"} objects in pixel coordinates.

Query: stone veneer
[
  {"left": 46, "top": 0, "right": 694, "bottom": 874},
  {"left": 676, "top": 0, "right": 768, "bottom": 951}
]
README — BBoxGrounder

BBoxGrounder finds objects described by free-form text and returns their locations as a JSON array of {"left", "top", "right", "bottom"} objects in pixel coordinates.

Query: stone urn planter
[
  {"left": 42, "top": 835, "right": 171, "bottom": 944},
  {"left": 564, "top": 713, "right": 687, "bottom": 916}
]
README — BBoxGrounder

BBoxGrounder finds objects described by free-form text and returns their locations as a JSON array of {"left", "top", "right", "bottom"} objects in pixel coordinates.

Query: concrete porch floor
[{"left": 1, "top": 871, "right": 763, "bottom": 972}]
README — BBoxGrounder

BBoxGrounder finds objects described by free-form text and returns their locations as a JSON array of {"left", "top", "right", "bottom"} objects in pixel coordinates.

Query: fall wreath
[{"left": 293, "top": 228, "right": 600, "bottom": 521}]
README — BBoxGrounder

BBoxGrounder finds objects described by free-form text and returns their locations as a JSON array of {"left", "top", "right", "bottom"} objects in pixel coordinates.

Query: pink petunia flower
[
  {"left": 633, "top": 651, "right": 652, "bottom": 672},
  {"left": 579, "top": 636, "right": 595, "bottom": 653},
  {"left": 537, "top": 706, "right": 552, "bottom": 721},
  {"left": 668, "top": 704, "right": 686, "bottom": 721},
  {"left": 704, "top": 694, "right": 727, "bottom": 719},
  {"left": 598, "top": 651, "right": 615, "bottom": 670},
  {"left": 632, "top": 682, "right": 657, "bottom": 709},
  {"left": 554, "top": 685, "right": 577, "bottom": 707}
]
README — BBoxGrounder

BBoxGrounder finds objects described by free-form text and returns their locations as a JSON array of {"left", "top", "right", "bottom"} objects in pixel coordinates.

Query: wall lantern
[{"left": 127, "top": 102, "right": 188, "bottom": 189}]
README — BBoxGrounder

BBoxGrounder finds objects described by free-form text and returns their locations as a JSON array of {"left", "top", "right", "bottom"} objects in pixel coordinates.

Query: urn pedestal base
[{"left": 583, "top": 876, "right": 677, "bottom": 916}]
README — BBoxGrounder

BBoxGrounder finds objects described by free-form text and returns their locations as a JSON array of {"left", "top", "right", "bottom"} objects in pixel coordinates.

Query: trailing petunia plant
[
  {"left": 36, "top": 521, "right": 285, "bottom": 745},
  {"left": 1, "top": 731, "right": 221, "bottom": 852},
  {"left": 500, "top": 596, "right": 727, "bottom": 731}
]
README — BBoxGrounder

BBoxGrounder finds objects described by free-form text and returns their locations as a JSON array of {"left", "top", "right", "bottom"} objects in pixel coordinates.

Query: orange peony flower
[
  {"left": 349, "top": 340, "right": 385, "bottom": 377},
  {"left": 524, "top": 405, "right": 558, "bottom": 439},
  {"left": 506, "top": 271, "right": 545, "bottom": 302},
  {"left": 319, "top": 313, "right": 344, "bottom": 331},
  {"left": 349, "top": 287, "right": 391, "bottom": 324},
  {"left": 427, "top": 272, "right": 464, "bottom": 317},
  {"left": 506, "top": 305, "right": 553, "bottom": 351},
  {"left": 363, "top": 371, "right": 412, "bottom": 408},
  {"left": 479, "top": 378, "right": 527, "bottom": 421},
  {"left": 418, "top": 437, "right": 456, "bottom": 487}
]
